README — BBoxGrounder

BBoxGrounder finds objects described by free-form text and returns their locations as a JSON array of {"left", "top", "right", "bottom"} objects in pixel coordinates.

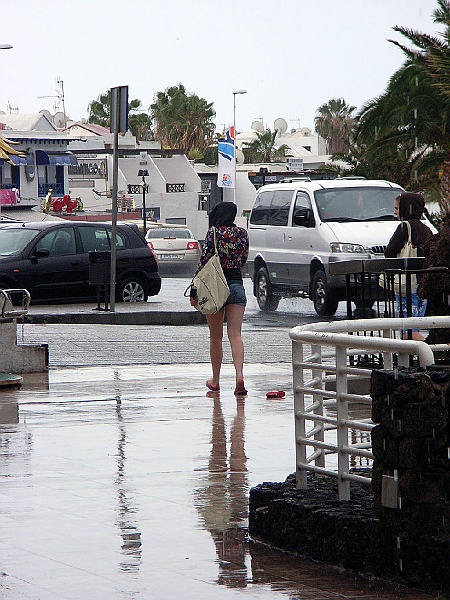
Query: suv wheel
[
  {"left": 117, "top": 277, "right": 148, "bottom": 302},
  {"left": 255, "top": 267, "right": 279, "bottom": 312},
  {"left": 312, "top": 270, "right": 339, "bottom": 316}
]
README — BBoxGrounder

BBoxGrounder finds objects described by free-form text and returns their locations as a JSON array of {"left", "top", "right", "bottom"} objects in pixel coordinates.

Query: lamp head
[
  {"left": 0, "top": 44, "right": 12, "bottom": 50},
  {"left": 233, "top": 89, "right": 247, "bottom": 96}
]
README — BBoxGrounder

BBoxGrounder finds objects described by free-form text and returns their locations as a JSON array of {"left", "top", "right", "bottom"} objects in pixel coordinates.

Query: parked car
[
  {"left": 247, "top": 178, "right": 436, "bottom": 316},
  {"left": 145, "top": 226, "right": 201, "bottom": 271},
  {"left": 0, "top": 221, "right": 161, "bottom": 303}
]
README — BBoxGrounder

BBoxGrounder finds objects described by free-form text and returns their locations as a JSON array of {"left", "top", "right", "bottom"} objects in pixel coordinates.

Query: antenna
[
  {"left": 7, "top": 101, "right": 18, "bottom": 114},
  {"left": 38, "top": 76, "right": 67, "bottom": 128}
]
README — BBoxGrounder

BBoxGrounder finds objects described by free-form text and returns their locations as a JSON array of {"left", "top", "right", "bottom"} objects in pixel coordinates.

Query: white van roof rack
[{"left": 280, "top": 177, "right": 311, "bottom": 183}]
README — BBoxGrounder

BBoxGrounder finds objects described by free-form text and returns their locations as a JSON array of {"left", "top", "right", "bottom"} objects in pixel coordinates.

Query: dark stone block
[
  {"left": 398, "top": 533, "right": 450, "bottom": 593},
  {"left": 399, "top": 469, "right": 448, "bottom": 504},
  {"left": 398, "top": 437, "right": 449, "bottom": 469}
]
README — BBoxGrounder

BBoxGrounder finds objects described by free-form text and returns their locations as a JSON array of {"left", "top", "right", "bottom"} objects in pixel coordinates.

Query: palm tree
[
  {"left": 241, "top": 129, "right": 289, "bottom": 164},
  {"left": 352, "top": 60, "right": 446, "bottom": 198},
  {"left": 150, "top": 84, "right": 216, "bottom": 160},
  {"left": 384, "top": 0, "right": 450, "bottom": 212},
  {"left": 314, "top": 98, "right": 356, "bottom": 154}
]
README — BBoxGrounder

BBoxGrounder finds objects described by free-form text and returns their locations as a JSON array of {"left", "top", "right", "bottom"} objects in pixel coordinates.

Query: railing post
[
  {"left": 336, "top": 346, "right": 350, "bottom": 501},
  {"left": 311, "top": 343, "right": 325, "bottom": 468},
  {"left": 293, "top": 338, "right": 307, "bottom": 489}
]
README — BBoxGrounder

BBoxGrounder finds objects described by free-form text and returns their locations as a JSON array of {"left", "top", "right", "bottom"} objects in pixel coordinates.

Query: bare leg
[
  {"left": 206, "top": 309, "right": 225, "bottom": 389},
  {"left": 402, "top": 331, "right": 425, "bottom": 341},
  {"left": 225, "top": 304, "right": 246, "bottom": 391}
]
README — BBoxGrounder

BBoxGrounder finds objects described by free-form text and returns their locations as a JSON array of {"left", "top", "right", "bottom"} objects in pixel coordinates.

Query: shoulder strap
[{"left": 404, "top": 220, "right": 412, "bottom": 243}]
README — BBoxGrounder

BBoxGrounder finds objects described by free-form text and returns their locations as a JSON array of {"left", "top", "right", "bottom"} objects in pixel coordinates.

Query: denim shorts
[
  {"left": 225, "top": 281, "right": 247, "bottom": 306},
  {"left": 395, "top": 292, "right": 427, "bottom": 332}
]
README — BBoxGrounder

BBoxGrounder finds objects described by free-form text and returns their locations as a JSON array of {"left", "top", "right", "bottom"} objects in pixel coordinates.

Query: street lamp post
[
  {"left": 232, "top": 89, "right": 247, "bottom": 202},
  {"left": 138, "top": 169, "right": 149, "bottom": 233}
]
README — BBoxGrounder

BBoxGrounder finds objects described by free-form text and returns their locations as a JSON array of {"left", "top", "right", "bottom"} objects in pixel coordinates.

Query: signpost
[{"left": 109, "top": 85, "right": 128, "bottom": 312}]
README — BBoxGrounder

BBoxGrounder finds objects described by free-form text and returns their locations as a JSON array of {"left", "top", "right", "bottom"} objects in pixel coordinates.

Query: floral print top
[{"left": 194, "top": 225, "right": 249, "bottom": 281}]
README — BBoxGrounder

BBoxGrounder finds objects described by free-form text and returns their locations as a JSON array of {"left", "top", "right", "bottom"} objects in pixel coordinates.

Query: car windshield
[
  {"left": 315, "top": 186, "right": 403, "bottom": 222},
  {"left": 147, "top": 229, "right": 192, "bottom": 239},
  {"left": 0, "top": 228, "right": 39, "bottom": 256}
]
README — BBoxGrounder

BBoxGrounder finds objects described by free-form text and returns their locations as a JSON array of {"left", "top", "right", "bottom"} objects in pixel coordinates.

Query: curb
[{"left": 22, "top": 311, "right": 206, "bottom": 326}]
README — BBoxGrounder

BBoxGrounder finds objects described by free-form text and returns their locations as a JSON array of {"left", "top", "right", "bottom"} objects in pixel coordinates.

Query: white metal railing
[
  {"left": 290, "top": 315, "right": 450, "bottom": 501},
  {"left": 0, "top": 289, "right": 30, "bottom": 319}
]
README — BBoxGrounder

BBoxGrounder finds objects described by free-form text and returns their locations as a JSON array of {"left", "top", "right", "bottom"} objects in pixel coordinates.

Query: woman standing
[
  {"left": 385, "top": 192, "right": 433, "bottom": 340},
  {"left": 190, "top": 202, "right": 249, "bottom": 395}
]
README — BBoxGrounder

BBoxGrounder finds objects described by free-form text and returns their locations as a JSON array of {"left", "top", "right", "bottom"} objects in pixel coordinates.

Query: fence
[
  {"left": 329, "top": 257, "right": 448, "bottom": 319},
  {"left": 290, "top": 315, "right": 450, "bottom": 501}
]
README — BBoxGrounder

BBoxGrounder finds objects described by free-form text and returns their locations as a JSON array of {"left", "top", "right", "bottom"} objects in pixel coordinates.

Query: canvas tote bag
[
  {"left": 185, "top": 228, "right": 230, "bottom": 315},
  {"left": 394, "top": 220, "right": 418, "bottom": 295}
]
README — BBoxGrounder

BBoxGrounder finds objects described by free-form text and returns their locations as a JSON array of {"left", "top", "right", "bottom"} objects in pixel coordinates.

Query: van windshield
[{"left": 315, "top": 186, "right": 403, "bottom": 222}]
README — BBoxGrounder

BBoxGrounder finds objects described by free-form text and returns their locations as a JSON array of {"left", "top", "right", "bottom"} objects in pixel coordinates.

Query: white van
[{"left": 247, "top": 178, "right": 434, "bottom": 316}]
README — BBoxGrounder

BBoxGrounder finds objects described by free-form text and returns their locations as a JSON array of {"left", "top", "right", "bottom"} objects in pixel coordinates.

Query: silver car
[{"left": 145, "top": 227, "right": 201, "bottom": 272}]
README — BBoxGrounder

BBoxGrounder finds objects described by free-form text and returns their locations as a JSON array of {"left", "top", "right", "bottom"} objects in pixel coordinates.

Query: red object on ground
[{"left": 266, "top": 390, "right": 285, "bottom": 398}]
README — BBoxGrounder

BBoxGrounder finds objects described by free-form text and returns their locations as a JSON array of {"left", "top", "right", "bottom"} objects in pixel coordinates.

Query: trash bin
[{"left": 88, "top": 251, "right": 111, "bottom": 286}]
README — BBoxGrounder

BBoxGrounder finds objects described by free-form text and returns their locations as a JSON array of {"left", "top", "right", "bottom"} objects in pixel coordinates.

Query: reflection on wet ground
[{"left": 0, "top": 364, "right": 438, "bottom": 599}]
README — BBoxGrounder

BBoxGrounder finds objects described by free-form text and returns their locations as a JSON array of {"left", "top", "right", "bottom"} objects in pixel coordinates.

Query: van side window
[
  {"left": 250, "top": 191, "right": 272, "bottom": 225},
  {"left": 269, "top": 190, "right": 293, "bottom": 226},
  {"left": 292, "top": 192, "right": 314, "bottom": 227}
]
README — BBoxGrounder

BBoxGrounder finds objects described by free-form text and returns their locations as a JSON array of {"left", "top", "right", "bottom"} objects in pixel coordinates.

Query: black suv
[{"left": 0, "top": 221, "right": 161, "bottom": 303}]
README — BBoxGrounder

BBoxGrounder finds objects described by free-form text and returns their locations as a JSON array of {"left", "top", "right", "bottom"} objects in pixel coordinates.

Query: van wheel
[
  {"left": 256, "top": 267, "right": 279, "bottom": 312},
  {"left": 312, "top": 270, "right": 339, "bottom": 316}
]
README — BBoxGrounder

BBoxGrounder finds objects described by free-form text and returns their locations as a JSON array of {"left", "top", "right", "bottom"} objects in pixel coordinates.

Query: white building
[{"left": 0, "top": 113, "right": 76, "bottom": 204}]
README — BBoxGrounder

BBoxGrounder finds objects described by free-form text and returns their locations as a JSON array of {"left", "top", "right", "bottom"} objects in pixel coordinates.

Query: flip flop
[
  {"left": 234, "top": 387, "right": 248, "bottom": 396},
  {"left": 206, "top": 380, "right": 220, "bottom": 392}
]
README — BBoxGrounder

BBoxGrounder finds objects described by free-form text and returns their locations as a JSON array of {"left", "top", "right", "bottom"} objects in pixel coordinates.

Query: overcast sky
[{"left": 0, "top": 0, "right": 440, "bottom": 134}]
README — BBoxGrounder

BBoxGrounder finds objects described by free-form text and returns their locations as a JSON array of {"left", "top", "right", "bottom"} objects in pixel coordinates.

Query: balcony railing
[{"left": 166, "top": 183, "right": 185, "bottom": 193}]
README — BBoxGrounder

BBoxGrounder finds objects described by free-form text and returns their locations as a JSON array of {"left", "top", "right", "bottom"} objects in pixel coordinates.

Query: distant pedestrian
[
  {"left": 385, "top": 192, "right": 433, "bottom": 340},
  {"left": 190, "top": 202, "right": 249, "bottom": 395}
]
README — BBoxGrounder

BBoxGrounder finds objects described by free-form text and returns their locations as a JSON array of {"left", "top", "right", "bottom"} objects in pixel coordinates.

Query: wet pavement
[{"left": 0, "top": 279, "right": 439, "bottom": 599}]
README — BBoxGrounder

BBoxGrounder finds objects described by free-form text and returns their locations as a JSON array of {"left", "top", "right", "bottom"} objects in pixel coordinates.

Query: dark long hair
[{"left": 208, "top": 202, "right": 237, "bottom": 228}]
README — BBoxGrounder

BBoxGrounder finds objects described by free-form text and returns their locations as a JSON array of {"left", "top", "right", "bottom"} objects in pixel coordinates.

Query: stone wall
[
  {"left": 371, "top": 366, "right": 450, "bottom": 592},
  {"left": 249, "top": 366, "right": 450, "bottom": 596}
]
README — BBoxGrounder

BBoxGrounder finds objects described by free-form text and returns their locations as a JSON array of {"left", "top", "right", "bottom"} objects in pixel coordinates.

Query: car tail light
[
  {"left": 187, "top": 241, "right": 199, "bottom": 250},
  {"left": 147, "top": 241, "right": 154, "bottom": 250}
]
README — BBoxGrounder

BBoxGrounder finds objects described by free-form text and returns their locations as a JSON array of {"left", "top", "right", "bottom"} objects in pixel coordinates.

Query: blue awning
[
  {"left": 0, "top": 154, "right": 27, "bottom": 166},
  {"left": 35, "top": 150, "right": 78, "bottom": 166}
]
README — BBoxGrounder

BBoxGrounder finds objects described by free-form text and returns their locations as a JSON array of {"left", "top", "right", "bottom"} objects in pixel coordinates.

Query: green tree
[
  {"left": 241, "top": 129, "right": 289, "bottom": 164},
  {"left": 87, "top": 91, "right": 152, "bottom": 141},
  {"left": 150, "top": 84, "right": 216, "bottom": 160},
  {"left": 87, "top": 90, "right": 111, "bottom": 128},
  {"left": 341, "top": 61, "right": 442, "bottom": 195},
  {"left": 314, "top": 98, "right": 356, "bottom": 154},
  {"left": 385, "top": 0, "right": 450, "bottom": 210},
  {"left": 128, "top": 99, "right": 152, "bottom": 142}
]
